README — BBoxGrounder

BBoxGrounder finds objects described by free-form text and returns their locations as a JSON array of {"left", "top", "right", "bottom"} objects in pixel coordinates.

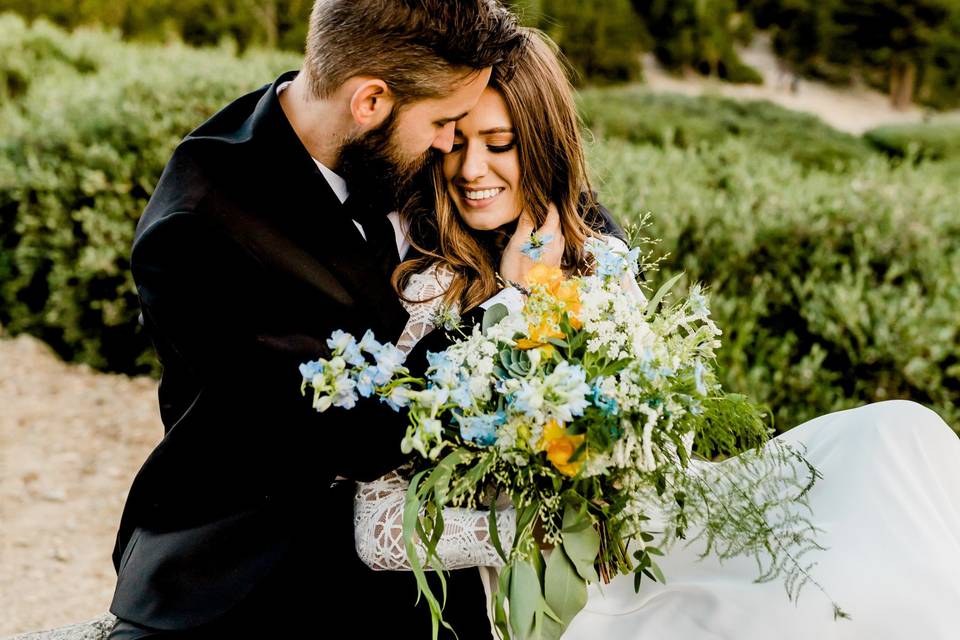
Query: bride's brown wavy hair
[{"left": 392, "top": 28, "right": 604, "bottom": 313}]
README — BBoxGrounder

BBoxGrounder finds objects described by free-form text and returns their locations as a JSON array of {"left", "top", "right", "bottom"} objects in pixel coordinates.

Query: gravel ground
[{"left": 0, "top": 331, "right": 161, "bottom": 636}]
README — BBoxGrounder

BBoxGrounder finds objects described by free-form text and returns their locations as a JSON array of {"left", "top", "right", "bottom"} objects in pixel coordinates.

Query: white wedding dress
[{"left": 353, "top": 260, "right": 960, "bottom": 639}]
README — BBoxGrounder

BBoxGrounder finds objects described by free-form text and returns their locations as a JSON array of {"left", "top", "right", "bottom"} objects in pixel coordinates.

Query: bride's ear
[{"left": 347, "top": 77, "right": 395, "bottom": 129}]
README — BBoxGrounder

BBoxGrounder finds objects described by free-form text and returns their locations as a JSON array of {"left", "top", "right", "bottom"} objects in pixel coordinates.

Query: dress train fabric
[{"left": 562, "top": 400, "right": 960, "bottom": 640}]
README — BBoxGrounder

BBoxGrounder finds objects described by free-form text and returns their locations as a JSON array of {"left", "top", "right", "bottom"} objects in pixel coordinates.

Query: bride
[{"left": 353, "top": 29, "right": 960, "bottom": 639}]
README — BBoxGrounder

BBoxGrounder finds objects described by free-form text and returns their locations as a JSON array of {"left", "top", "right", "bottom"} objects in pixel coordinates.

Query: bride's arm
[{"left": 353, "top": 470, "right": 516, "bottom": 571}]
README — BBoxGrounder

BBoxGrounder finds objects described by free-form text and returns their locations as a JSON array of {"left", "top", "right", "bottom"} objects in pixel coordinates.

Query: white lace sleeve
[
  {"left": 604, "top": 235, "right": 648, "bottom": 304},
  {"left": 354, "top": 470, "right": 516, "bottom": 571},
  {"left": 395, "top": 264, "right": 457, "bottom": 354}
]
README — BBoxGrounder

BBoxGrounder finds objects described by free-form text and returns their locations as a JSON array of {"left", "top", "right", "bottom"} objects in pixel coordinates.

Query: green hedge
[
  {"left": 589, "top": 137, "right": 960, "bottom": 431},
  {"left": 863, "top": 121, "right": 960, "bottom": 161},
  {"left": 0, "top": 14, "right": 301, "bottom": 373},
  {"left": 577, "top": 86, "right": 873, "bottom": 172}
]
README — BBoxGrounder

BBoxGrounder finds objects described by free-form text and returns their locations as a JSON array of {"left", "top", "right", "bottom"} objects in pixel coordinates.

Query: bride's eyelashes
[
  {"left": 488, "top": 141, "right": 517, "bottom": 154},
  {"left": 449, "top": 140, "right": 517, "bottom": 154}
]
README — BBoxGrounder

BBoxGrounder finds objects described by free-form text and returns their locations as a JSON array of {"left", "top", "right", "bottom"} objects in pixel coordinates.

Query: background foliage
[
  {"left": 1, "top": 15, "right": 957, "bottom": 431},
  {"left": 3, "top": 0, "right": 959, "bottom": 106}
]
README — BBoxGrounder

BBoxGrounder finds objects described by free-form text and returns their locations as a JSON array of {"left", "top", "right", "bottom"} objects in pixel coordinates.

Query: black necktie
[{"left": 344, "top": 196, "right": 401, "bottom": 278}]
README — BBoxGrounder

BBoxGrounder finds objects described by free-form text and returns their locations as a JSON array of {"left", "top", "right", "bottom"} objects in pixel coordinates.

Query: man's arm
[{"left": 133, "top": 210, "right": 416, "bottom": 482}]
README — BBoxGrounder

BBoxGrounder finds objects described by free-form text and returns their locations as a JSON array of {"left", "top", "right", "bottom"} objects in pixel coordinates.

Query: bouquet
[{"left": 300, "top": 238, "right": 841, "bottom": 639}]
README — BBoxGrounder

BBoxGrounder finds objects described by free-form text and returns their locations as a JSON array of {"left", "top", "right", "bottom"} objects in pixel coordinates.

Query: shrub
[
  {"left": 589, "top": 137, "right": 960, "bottom": 432},
  {"left": 864, "top": 121, "right": 960, "bottom": 161},
  {"left": 577, "top": 86, "right": 873, "bottom": 171}
]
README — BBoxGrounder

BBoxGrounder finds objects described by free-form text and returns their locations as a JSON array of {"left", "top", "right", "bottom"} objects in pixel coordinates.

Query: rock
[{"left": 5, "top": 614, "right": 116, "bottom": 640}]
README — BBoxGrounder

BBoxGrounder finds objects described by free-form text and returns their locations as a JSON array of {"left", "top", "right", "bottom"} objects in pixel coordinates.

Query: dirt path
[
  {"left": 642, "top": 34, "right": 960, "bottom": 134},
  {"left": 0, "top": 331, "right": 161, "bottom": 636}
]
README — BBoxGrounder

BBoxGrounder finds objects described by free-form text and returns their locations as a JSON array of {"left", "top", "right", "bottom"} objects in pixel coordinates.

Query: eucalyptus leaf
[
  {"left": 483, "top": 302, "right": 509, "bottom": 333},
  {"left": 561, "top": 504, "right": 600, "bottom": 583},
  {"left": 509, "top": 560, "right": 543, "bottom": 639},
  {"left": 544, "top": 547, "right": 589, "bottom": 629}
]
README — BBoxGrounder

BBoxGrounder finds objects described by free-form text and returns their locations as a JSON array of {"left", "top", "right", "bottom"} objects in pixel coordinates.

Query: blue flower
[
  {"left": 327, "top": 329, "right": 364, "bottom": 366},
  {"left": 586, "top": 238, "right": 641, "bottom": 279},
  {"left": 427, "top": 351, "right": 459, "bottom": 387},
  {"left": 355, "top": 366, "right": 377, "bottom": 398},
  {"left": 693, "top": 360, "right": 708, "bottom": 396},
  {"left": 591, "top": 382, "right": 619, "bottom": 416},
  {"left": 521, "top": 232, "right": 554, "bottom": 261},
  {"left": 450, "top": 382, "right": 474, "bottom": 411},
  {"left": 372, "top": 344, "right": 406, "bottom": 384},
  {"left": 358, "top": 329, "right": 383, "bottom": 356},
  {"left": 688, "top": 286, "right": 710, "bottom": 317},
  {"left": 332, "top": 376, "right": 358, "bottom": 409},
  {"left": 382, "top": 386, "right": 412, "bottom": 412},
  {"left": 299, "top": 360, "right": 325, "bottom": 381},
  {"left": 456, "top": 413, "right": 505, "bottom": 447}
]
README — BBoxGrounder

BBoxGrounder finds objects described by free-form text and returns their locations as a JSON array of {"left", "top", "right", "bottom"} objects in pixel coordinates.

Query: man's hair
[{"left": 304, "top": 0, "right": 524, "bottom": 102}]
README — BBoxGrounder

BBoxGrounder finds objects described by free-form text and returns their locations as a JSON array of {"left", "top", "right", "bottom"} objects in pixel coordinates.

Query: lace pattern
[
  {"left": 353, "top": 470, "right": 516, "bottom": 571},
  {"left": 395, "top": 263, "right": 456, "bottom": 354}
]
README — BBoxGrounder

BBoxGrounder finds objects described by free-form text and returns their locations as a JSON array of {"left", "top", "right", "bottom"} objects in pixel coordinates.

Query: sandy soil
[
  {"left": 642, "top": 34, "right": 960, "bottom": 135},
  {"left": 0, "top": 330, "right": 161, "bottom": 636}
]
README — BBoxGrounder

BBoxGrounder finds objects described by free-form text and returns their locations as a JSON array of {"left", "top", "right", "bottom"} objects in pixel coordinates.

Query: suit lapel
[{"left": 228, "top": 76, "right": 410, "bottom": 342}]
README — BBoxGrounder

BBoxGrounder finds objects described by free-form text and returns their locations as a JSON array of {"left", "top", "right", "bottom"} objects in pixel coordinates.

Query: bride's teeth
[{"left": 465, "top": 188, "right": 502, "bottom": 200}]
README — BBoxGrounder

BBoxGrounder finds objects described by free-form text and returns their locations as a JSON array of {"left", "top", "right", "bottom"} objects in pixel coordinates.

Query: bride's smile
[{"left": 443, "top": 87, "right": 522, "bottom": 231}]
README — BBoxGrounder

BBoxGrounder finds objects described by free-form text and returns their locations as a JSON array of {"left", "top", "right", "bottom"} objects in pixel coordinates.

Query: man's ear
[{"left": 349, "top": 78, "right": 395, "bottom": 128}]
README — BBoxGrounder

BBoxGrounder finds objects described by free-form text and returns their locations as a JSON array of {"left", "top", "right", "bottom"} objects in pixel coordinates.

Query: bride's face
[{"left": 442, "top": 87, "right": 522, "bottom": 231}]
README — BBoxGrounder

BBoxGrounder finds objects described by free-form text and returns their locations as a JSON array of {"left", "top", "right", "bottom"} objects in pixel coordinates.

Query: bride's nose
[{"left": 459, "top": 144, "right": 488, "bottom": 182}]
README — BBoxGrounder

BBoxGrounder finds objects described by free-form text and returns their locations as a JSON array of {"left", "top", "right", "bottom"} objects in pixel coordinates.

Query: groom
[{"left": 108, "top": 1, "right": 524, "bottom": 638}]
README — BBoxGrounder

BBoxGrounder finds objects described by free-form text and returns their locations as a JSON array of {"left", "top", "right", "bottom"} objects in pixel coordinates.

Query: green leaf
[
  {"left": 450, "top": 453, "right": 494, "bottom": 503},
  {"left": 488, "top": 500, "right": 508, "bottom": 565},
  {"left": 544, "top": 547, "right": 588, "bottom": 629},
  {"left": 494, "top": 564, "right": 513, "bottom": 640},
  {"left": 427, "top": 449, "right": 472, "bottom": 504},
  {"left": 483, "top": 303, "right": 509, "bottom": 333},
  {"left": 508, "top": 560, "right": 543, "bottom": 639},
  {"left": 644, "top": 272, "right": 684, "bottom": 320},
  {"left": 402, "top": 471, "right": 454, "bottom": 640},
  {"left": 560, "top": 504, "right": 600, "bottom": 583}
]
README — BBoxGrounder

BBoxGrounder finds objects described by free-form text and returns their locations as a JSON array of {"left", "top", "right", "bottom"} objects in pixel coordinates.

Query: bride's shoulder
[
  {"left": 399, "top": 261, "right": 455, "bottom": 315},
  {"left": 402, "top": 261, "right": 454, "bottom": 294}
]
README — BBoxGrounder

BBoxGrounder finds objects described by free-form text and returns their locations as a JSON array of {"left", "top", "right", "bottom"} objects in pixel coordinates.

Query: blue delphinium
[
  {"left": 521, "top": 232, "right": 554, "bottom": 261},
  {"left": 299, "top": 360, "right": 324, "bottom": 382},
  {"left": 327, "top": 329, "right": 365, "bottom": 366},
  {"left": 372, "top": 343, "right": 406, "bottom": 385},
  {"left": 455, "top": 412, "right": 505, "bottom": 447}
]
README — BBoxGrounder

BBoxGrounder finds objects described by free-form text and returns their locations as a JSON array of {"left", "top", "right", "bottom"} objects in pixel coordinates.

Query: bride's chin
[{"left": 457, "top": 212, "right": 496, "bottom": 232}]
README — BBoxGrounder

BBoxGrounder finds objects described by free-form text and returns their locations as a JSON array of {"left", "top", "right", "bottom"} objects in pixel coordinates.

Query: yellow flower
[
  {"left": 527, "top": 263, "right": 564, "bottom": 295},
  {"left": 555, "top": 280, "right": 582, "bottom": 329},
  {"left": 515, "top": 316, "right": 565, "bottom": 355},
  {"left": 538, "top": 420, "right": 586, "bottom": 477}
]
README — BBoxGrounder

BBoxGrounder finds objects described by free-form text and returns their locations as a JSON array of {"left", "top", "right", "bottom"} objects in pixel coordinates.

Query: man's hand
[{"left": 500, "top": 203, "right": 564, "bottom": 287}]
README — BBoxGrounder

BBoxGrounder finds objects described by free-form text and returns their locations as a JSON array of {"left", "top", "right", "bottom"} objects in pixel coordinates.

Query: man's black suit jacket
[{"left": 110, "top": 71, "right": 490, "bottom": 637}]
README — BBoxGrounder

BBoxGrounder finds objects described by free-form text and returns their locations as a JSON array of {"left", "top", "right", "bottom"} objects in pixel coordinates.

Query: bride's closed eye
[{"left": 449, "top": 139, "right": 518, "bottom": 154}]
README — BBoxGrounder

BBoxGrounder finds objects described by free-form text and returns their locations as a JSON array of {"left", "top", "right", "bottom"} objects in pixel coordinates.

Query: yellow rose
[{"left": 538, "top": 420, "right": 585, "bottom": 477}]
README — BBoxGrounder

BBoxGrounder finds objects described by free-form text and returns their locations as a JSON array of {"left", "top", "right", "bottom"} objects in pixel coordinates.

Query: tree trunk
[
  {"left": 247, "top": 0, "right": 279, "bottom": 49},
  {"left": 890, "top": 58, "right": 917, "bottom": 110}
]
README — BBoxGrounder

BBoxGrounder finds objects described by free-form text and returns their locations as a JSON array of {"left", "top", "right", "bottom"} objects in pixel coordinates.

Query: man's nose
[{"left": 431, "top": 122, "right": 456, "bottom": 153}]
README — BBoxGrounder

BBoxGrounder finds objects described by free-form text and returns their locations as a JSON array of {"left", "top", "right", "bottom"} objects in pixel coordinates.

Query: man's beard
[{"left": 337, "top": 109, "right": 435, "bottom": 213}]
